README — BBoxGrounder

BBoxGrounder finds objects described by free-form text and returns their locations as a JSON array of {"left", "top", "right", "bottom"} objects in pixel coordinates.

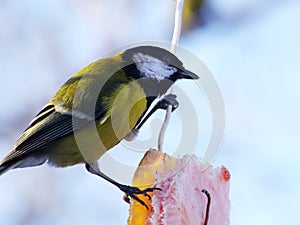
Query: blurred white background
[{"left": 1, "top": 0, "right": 300, "bottom": 224}]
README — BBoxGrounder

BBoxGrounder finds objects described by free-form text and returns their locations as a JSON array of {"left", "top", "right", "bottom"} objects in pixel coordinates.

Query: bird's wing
[
  {"left": 10, "top": 62, "right": 127, "bottom": 155},
  {"left": 3, "top": 103, "right": 107, "bottom": 163},
  {"left": 3, "top": 57, "right": 129, "bottom": 163}
]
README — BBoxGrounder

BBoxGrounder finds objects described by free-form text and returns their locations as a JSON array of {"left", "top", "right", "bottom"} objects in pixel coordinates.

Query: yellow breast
[{"left": 98, "top": 80, "right": 147, "bottom": 150}]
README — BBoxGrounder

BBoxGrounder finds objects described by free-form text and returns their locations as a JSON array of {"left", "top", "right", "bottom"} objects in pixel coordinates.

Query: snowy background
[{"left": 1, "top": 0, "right": 300, "bottom": 224}]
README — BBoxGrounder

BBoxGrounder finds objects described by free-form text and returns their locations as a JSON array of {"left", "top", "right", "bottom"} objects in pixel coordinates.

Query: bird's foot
[
  {"left": 120, "top": 184, "right": 162, "bottom": 210},
  {"left": 157, "top": 94, "right": 179, "bottom": 112}
]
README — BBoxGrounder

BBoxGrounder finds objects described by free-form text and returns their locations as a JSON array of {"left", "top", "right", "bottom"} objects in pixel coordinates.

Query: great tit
[{"left": 0, "top": 46, "right": 199, "bottom": 208}]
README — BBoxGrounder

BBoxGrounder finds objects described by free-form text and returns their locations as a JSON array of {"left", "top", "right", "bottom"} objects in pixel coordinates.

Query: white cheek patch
[{"left": 132, "top": 52, "right": 177, "bottom": 81}]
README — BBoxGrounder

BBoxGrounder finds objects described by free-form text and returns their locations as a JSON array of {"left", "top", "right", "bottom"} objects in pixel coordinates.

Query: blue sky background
[{"left": 1, "top": 0, "right": 300, "bottom": 224}]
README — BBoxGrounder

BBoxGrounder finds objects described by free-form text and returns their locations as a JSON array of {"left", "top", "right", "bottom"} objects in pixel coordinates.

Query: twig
[
  {"left": 171, "top": 0, "right": 184, "bottom": 53},
  {"left": 158, "top": 0, "right": 185, "bottom": 151}
]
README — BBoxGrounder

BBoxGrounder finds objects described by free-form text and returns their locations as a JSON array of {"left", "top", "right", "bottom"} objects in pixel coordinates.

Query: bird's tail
[
  {"left": 0, "top": 160, "right": 16, "bottom": 176},
  {"left": 0, "top": 150, "right": 25, "bottom": 176},
  {"left": 0, "top": 152, "right": 48, "bottom": 176}
]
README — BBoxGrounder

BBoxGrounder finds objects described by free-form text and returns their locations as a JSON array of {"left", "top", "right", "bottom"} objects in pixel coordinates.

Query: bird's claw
[
  {"left": 157, "top": 94, "right": 179, "bottom": 112},
  {"left": 120, "top": 185, "right": 162, "bottom": 210}
]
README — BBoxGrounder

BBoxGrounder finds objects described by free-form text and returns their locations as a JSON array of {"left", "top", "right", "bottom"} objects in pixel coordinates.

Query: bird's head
[{"left": 122, "top": 46, "right": 199, "bottom": 82}]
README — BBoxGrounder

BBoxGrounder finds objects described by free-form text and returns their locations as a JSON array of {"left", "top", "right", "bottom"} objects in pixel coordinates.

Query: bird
[{"left": 0, "top": 46, "right": 199, "bottom": 208}]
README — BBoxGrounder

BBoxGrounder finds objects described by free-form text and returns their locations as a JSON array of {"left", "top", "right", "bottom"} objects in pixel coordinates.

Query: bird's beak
[{"left": 178, "top": 68, "right": 199, "bottom": 80}]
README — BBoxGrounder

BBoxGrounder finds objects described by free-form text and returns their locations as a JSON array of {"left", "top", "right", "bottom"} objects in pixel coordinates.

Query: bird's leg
[
  {"left": 137, "top": 94, "right": 179, "bottom": 130},
  {"left": 113, "top": 95, "right": 178, "bottom": 202},
  {"left": 124, "top": 94, "right": 179, "bottom": 141},
  {"left": 85, "top": 163, "right": 161, "bottom": 210}
]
